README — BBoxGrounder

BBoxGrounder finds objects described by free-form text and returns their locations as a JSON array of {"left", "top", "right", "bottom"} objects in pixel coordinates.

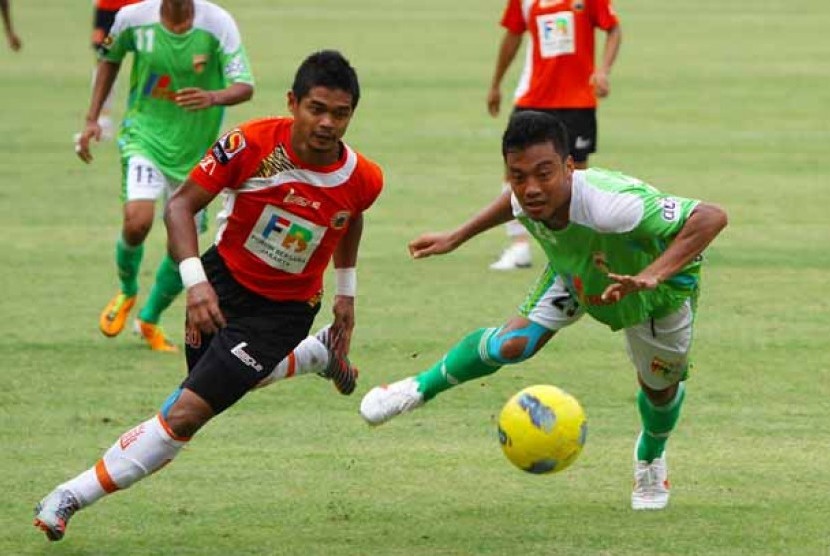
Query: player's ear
[
  {"left": 286, "top": 91, "right": 298, "bottom": 115},
  {"left": 565, "top": 155, "right": 575, "bottom": 174}
]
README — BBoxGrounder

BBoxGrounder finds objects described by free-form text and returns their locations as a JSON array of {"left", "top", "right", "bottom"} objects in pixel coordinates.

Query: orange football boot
[
  {"left": 99, "top": 293, "right": 137, "bottom": 337},
  {"left": 135, "top": 319, "right": 179, "bottom": 353}
]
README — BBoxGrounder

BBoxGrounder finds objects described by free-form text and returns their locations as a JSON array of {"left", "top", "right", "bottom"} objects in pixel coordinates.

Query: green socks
[
  {"left": 116, "top": 237, "right": 144, "bottom": 297},
  {"left": 636, "top": 382, "right": 686, "bottom": 463},
  {"left": 414, "top": 328, "right": 502, "bottom": 400},
  {"left": 138, "top": 254, "right": 183, "bottom": 324}
]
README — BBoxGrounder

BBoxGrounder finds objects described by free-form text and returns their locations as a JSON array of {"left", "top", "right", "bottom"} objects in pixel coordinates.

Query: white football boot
[
  {"left": 489, "top": 242, "right": 532, "bottom": 270},
  {"left": 33, "top": 488, "right": 81, "bottom": 541},
  {"left": 360, "top": 377, "right": 425, "bottom": 426},
  {"left": 631, "top": 435, "right": 670, "bottom": 510}
]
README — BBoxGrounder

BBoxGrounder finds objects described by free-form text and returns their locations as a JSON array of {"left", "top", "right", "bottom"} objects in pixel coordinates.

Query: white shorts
[
  {"left": 122, "top": 154, "right": 207, "bottom": 233},
  {"left": 520, "top": 265, "right": 694, "bottom": 390},
  {"left": 123, "top": 154, "right": 181, "bottom": 202}
]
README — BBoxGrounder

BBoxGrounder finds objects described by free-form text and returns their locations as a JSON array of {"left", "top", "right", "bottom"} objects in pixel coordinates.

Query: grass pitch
[{"left": 1, "top": 1, "right": 829, "bottom": 554}]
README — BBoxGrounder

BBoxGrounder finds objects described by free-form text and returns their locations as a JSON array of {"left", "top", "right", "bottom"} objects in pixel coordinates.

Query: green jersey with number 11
[
  {"left": 100, "top": 0, "right": 254, "bottom": 180},
  {"left": 515, "top": 168, "right": 703, "bottom": 331}
]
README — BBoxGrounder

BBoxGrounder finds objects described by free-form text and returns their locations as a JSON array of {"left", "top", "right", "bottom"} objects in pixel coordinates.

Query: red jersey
[
  {"left": 96, "top": 0, "right": 142, "bottom": 11},
  {"left": 190, "top": 118, "right": 384, "bottom": 303},
  {"left": 501, "top": 0, "right": 619, "bottom": 109}
]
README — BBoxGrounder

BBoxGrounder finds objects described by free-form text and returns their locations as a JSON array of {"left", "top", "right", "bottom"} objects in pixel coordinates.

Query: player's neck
[
  {"left": 291, "top": 140, "right": 343, "bottom": 168},
  {"left": 161, "top": 0, "right": 195, "bottom": 33}
]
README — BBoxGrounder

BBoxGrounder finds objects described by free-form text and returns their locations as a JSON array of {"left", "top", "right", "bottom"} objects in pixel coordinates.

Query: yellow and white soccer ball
[{"left": 497, "top": 384, "right": 587, "bottom": 474}]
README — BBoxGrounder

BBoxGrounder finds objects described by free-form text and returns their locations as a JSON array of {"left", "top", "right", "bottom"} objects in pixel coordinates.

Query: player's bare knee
[
  {"left": 498, "top": 336, "right": 529, "bottom": 362},
  {"left": 640, "top": 381, "right": 679, "bottom": 406},
  {"left": 163, "top": 389, "right": 214, "bottom": 437}
]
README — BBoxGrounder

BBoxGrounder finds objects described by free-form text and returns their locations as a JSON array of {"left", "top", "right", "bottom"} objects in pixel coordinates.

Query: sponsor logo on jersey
[
  {"left": 261, "top": 213, "right": 314, "bottom": 253},
  {"left": 143, "top": 73, "right": 175, "bottom": 101},
  {"left": 230, "top": 342, "right": 264, "bottom": 373},
  {"left": 212, "top": 130, "right": 247, "bottom": 164},
  {"left": 661, "top": 198, "right": 679, "bottom": 221},
  {"left": 119, "top": 423, "right": 146, "bottom": 450},
  {"left": 199, "top": 154, "right": 217, "bottom": 176},
  {"left": 283, "top": 187, "right": 321, "bottom": 210},
  {"left": 331, "top": 211, "right": 351, "bottom": 230},
  {"left": 192, "top": 54, "right": 208, "bottom": 74},
  {"left": 224, "top": 54, "right": 247, "bottom": 80}
]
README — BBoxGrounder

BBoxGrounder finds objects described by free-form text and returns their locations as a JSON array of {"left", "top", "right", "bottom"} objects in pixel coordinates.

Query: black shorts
[
  {"left": 181, "top": 247, "right": 320, "bottom": 414},
  {"left": 514, "top": 107, "right": 597, "bottom": 163},
  {"left": 92, "top": 8, "right": 118, "bottom": 48}
]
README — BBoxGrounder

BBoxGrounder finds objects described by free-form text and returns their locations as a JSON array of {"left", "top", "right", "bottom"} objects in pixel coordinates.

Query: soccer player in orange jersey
[
  {"left": 488, "top": 0, "right": 622, "bottom": 270},
  {"left": 34, "top": 50, "right": 383, "bottom": 541},
  {"left": 0, "top": 0, "right": 21, "bottom": 51}
]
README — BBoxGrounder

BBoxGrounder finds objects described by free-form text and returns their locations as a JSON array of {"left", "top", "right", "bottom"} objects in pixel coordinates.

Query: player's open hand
[
  {"left": 600, "top": 272, "right": 659, "bottom": 304},
  {"left": 185, "top": 282, "right": 226, "bottom": 334},
  {"left": 486, "top": 87, "right": 502, "bottom": 117},
  {"left": 409, "top": 232, "right": 458, "bottom": 259},
  {"left": 590, "top": 71, "right": 610, "bottom": 98},
  {"left": 74, "top": 121, "right": 102, "bottom": 163},
  {"left": 175, "top": 88, "right": 216, "bottom": 111},
  {"left": 330, "top": 296, "right": 355, "bottom": 356}
]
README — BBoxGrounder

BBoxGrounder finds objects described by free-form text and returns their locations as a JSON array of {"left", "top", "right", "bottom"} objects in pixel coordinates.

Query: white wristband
[
  {"left": 179, "top": 257, "right": 208, "bottom": 289},
  {"left": 335, "top": 267, "right": 357, "bottom": 297}
]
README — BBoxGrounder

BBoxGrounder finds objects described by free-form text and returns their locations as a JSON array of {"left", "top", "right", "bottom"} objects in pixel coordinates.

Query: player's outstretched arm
[
  {"left": 409, "top": 190, "right": 514, "bottom": 259},
  {"left": 175, "top": 83, "right": 254, "bottom": 111},
  {"left": 601, "top": 202, "right": 728, "bottom": 302},
  {"left": 165, "top": 180, "right": 226, "bottom": 334}
]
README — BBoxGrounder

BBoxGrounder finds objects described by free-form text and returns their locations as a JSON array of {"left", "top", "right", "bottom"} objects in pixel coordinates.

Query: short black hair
[
  {"left": 292, "top": 50, "right": 361, "bottom": 109},
  {"left": 502, "top": 111, "right": 570, "bottom": 161}
]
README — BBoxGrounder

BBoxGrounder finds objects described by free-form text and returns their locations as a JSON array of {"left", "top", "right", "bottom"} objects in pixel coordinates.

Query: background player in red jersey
[
  {"left": 33, "top": 50, "right": 383, "bottom": 542},
  {"left": 0, "top": 0, "right": 21, "bottom": 51},
  {"left": 487, "top": 0, "right": 621, "bottom": 270}
]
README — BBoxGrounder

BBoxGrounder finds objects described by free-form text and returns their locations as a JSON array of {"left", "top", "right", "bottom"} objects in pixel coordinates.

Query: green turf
[{"left": 2, "top": 1, "right": 829, "bottom": 554}]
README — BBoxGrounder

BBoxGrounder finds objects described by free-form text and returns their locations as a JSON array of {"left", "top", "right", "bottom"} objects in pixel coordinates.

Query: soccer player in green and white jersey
[
  {"left": 360, "top": 111, "right": 728, "bottom": 511},
  {"left": 75, "top": 0, "right": 254, "bottom": 351}
]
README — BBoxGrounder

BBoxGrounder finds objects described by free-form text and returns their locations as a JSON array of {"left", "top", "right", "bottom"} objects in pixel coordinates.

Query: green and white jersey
[
  {"left": 515, "top": 168, "right": 702, "bottom": 331},
  {"left": 100, "top": 0, "right": 254, "bottom": 180}
]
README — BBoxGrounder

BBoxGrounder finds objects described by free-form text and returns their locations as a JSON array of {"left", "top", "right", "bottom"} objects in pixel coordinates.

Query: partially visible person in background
[
  {"left": 88, "top": 0, "right": 143, "bottom": 138},
  {"left": 75, "top": 0, "right": 254, "bottom": 352},
  {"left": 0, "top": 0, "right": 22, "bottom": 51},
  {"left": 486, "top": 0, "right": 621, "bottom": 270}
]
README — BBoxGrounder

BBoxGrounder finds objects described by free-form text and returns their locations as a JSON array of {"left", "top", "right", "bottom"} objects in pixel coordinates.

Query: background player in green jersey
[
  {"left": 75, "top": 0, "right": 254, "bottom": 351},
  {"left": 360, "top": 111, "right": 728, "bottom": 511}
]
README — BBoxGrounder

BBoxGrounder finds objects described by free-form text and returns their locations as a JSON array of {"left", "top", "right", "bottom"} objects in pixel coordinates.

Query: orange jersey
[
  {"left": 96, "top": 0, "right": 142, "bottom": 11},
  {"left": 190, "top": 118, "right": 384, "bottom": 303},
  {"left": 501, "top": 0, "right": 619, "bottom": 109}
]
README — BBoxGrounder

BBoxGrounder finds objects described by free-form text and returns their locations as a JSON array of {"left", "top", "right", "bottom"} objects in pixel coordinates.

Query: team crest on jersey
[
  {"left": 571, "top": 0, "right": 585, "bottom": 11},
  {"left": 192, "top": 54, "right": 208, "bottom": 74},
  {"left": 212, "top": 129, "right": 247, "bottom": 165},
  {"left": 331, "top": 211, "right": 351, "bottom": 230}
]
